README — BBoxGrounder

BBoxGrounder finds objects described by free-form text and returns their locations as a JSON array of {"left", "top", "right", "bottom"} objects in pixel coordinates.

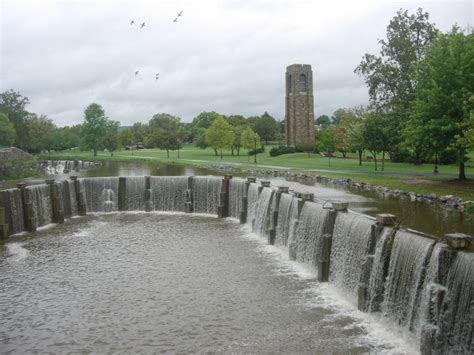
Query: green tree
[
  {"left": 348, "top": 121, "right": 366, "bottom": 166},
  {"left": 192, "top": 111, "right": 220, "bottom": 131},
  {"left": 315, "top": 114, "right": 331, "bottom": 127},
  {"left": 0, "top": 112, "right": 15, "bottom": 147},
  {"left": 362, "top": 113, "right": 391, "bottom": 171},
  {"left": 205, "top": 116, "right": 234, "bottom": 160},
  {"left": 101, "top": 131, "right": 119, "bottom": 156},
  {"left": 145, "top": 128, "right": 180, "bottom": 158},
  {"left": 240, "top": 126, "right": 261, "bottom": 162},
  {"left": 148, "top": 113, "right": 182, "bottom": 132},
  {"left": 318, "top": 127, "right": 336, "bottom": 167},
  {"left": 25, "top": 113, "right": 57, "bottom": 152},
  {"left": 0, "top": 90, "right": 30, "bottom": 149},
  {"left": 57, "top": 125, "right": 81, "bottom": 150},
  {"left": 355, "top": 8, "right": 438, "bottom": 159},
  {"left": 130, "top": 122, "right": 147, "bottom": 143},
  {"left": 193, "top": 128, "right": 208, "bottom": 149},
  {"left": 331, "top": 108, "right": 345, "bottom": 125},
  {"left": 226, "top": 115, "right": 247, "bottom": 126},
  {"left": 408, "top": 27, "right": 473, "bottom": 180},
  {"left": 254, "top": 112, "right": 278, "bottom": 144},
  {"left": 81, "top": 103, "right": 110, "bottom": 156},
  {"left": 119, "top": 128, "right": 134, "bottom": 150}
]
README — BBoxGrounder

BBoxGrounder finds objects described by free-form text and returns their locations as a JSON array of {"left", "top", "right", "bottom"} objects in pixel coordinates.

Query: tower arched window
[{"left": 299, "top": 74, "right": 307, "bottom": 92}]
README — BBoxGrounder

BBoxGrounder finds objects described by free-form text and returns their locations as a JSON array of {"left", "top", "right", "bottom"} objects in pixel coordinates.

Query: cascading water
[
  {"left": 252, "top": 187, "right": 273, "bottom": 235},
  {"left": 83, "top": 177, "right": 119, "bottom": 212},
  {"left": 150, "top": 176, "right": 188, "bottom": 212},
  {"left": 367, "top": 227, "right": 395, "bottom": 312},
  {"left": 192, "top": 176, "right": 222, "bottom": 215},
  {"left": 415, "top": 245, "right": 474, "bottom": 354},
  {"left": 58, "top": 181, "right": 72, "bottom": 218},
  {"left": 0, "top": 189, "right": 24, "bottom": 235},
  {"left": 437, "top": 251, "right": 474, "bottom": 353},
  {"left": 246, "top": 183, "right": 259, "bottom": 228},
  {"left": 292, "top": 202, "right": 330, "bottom": 265},
  {"left": 381, "top": 231, "right": 435, "bottom": 333},
  {"left": 124, "top": 177, "right": 146, "bottom": 211},
  {"left": 68, "top": 180, "right": 78, "bottom": 216},
  {"left": 329, "top": 212, "right": 373, "bottom": 299},
  {"left": 228, "top": 178, "right": 246, "bottom": 219},
  {"left": 28, "top": 184, "right": 53, "bottom": 227},
  {"left": 275, "top": 193, "right": 299, "bottom": 246}
]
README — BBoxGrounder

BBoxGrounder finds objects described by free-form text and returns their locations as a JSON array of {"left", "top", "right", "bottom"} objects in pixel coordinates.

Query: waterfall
[
  {"left": 228, "top": 178, "right": 246, "bottom": 219},
  {"left": 83, "top": 177, "right": 119, "bottom": 212},
  {"left": 150, "top": 176, "right": 188, "bottom": 212},
  {"left": 125, "top": 177, "right": 146, "bottom": 211},
  {"left": 192, "top": 176, "right": 222, "bottom": 215},
  {"left": 68, "top": 180, "right": 78, "bottom": 216},
  {"left": 58, "top": 181, "right": 72, "bottom": 218},
  {"left": 367, "top": 227, "right": 395, "bottom": 312},
  {"left": 246, "top": 183, "right": 259, "bottom": 228},
  {"left": 275, "top": 193, "right": 299, "bottom": 246},
  {"left": 292, "top": 202, "right": 330, "bottom": 265},
  {"left": 28, "top": 184, "right": 53, "bottom": 227},
  {"left": 437, "top": 252, "right": 474, "bottom": 353},
  {"left": 381, "top": 231, "right": 435, "bottom": 332},
  {"left": 329, "top": 212, "right": 373, "bottom": 299},
  {"left": 1, "top": 189, "right": 24, "bottom": 235},
  {"left": 252, "top": 187, "right": 274, "bottom": 235}
]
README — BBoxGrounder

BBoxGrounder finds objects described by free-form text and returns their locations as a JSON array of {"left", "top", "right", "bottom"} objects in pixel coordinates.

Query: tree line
[
  {"left": 311, "top": 9, "right": 472, "bottom": 180},
  {"left": 0, "top": 90, "right": 281, "bottom": 158}
]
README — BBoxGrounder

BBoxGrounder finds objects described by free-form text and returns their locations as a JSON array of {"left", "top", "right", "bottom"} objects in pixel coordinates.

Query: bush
[
  {"left": 248, "top": 146, "right": 265, "bottom": 155},
  {"left": 269, "top": 145, "right": 297, "bottom": 157}
]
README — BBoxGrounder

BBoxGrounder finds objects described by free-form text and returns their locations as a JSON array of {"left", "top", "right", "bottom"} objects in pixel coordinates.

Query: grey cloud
[{"left": 1, "top": 1, "right": 471, "bottom": 126}]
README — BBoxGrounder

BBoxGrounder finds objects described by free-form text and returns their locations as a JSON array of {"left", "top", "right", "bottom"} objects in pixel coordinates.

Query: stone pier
[
  {"left": 357, "top": 213, "right": 397, "bottom": 311},
  {"left": 17, "top": 183, "right": 37, "bottom": 232},
  {"left": 46, "top": 179, "right": 64, "bottom": 224},
  {"left": 317, "top": 209, "right": 337, "bottom": 282},
  {"left": 218, "top": 175, "right": 232, "bottom": 218},
  {"left": 0, "top": 207, "right": 8, "bottom": 239},
  {"left": 268, "top": 186, "right": 289, "bottom": 245},
  {"left": 70, "top": 176, "right": 86, "bottom": 216},
  {"left": 118, "top": 177, "right": 127, "bottom": 211},
  {"left": 145, "top": 176, "right": 153, "bottom": 212}
]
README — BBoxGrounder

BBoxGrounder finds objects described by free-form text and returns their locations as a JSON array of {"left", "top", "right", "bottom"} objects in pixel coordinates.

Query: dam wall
[{"left": 0, "top": 175, "right": 472, "bottom": 354}]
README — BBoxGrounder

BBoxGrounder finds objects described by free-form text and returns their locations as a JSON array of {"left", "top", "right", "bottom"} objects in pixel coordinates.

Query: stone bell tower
[{"left": 285, "top": 64, "right": 315, "bottom": 146}]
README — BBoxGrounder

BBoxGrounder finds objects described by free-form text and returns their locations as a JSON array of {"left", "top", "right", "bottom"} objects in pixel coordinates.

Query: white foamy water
[{"left": 0, "top": 214, "right": 419, "bottom": 353}]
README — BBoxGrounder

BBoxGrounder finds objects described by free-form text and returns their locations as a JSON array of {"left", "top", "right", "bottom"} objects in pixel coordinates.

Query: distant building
[{"left": 285, "top": 64, "right": 315, "bottom": 146}]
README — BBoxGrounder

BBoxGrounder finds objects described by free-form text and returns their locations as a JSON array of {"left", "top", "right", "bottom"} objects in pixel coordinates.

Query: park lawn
[{"left": 42, "top": 144, "right": 474, "bottom": 201}]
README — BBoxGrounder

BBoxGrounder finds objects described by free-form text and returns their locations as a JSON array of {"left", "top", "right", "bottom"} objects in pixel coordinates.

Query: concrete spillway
[{"left": 0, "top": 175, "right": 472, "bottom": 354}]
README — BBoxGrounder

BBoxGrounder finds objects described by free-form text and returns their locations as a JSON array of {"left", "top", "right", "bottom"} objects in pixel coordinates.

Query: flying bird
[
  {"left": 130, "top": 20, "right": 134, "bottom": 25},
  {"left": 155, "top": 73, "right": 160, "bottom": 80},
  {"left": 173, "top": 17, "right": 178, "bottom": 23},
  {"left": 177, "top": 11, "right": 183, "bottom": 17},
  {"left": 140, "top": 22, "right": 145, "bottom": 29},
  {"left": 135, "top": 71, "right": 139, "bottom": 75}
]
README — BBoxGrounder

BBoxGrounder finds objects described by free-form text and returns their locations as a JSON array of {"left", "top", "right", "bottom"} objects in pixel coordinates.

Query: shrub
[
  {"left": 269, "top": 145, "right": 297, "bottom": 157},
  {"left": 248, "top": 146, "right": 265, "bottom": 155}
]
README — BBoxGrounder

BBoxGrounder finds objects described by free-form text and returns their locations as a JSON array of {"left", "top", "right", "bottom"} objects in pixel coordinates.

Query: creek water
[{"left": 0, "top": 213, "right": 417, "bottom": 353}]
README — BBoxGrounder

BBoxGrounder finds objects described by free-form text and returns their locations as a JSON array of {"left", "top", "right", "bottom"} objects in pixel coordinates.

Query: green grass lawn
[{"left": 41, "top": 144, "right": 474, "bottom": 201}]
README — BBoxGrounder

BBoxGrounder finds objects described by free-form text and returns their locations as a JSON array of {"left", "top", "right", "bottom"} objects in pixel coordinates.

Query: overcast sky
[{"left": 1, "top": 0, "right": 472, "bottom": 126}]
